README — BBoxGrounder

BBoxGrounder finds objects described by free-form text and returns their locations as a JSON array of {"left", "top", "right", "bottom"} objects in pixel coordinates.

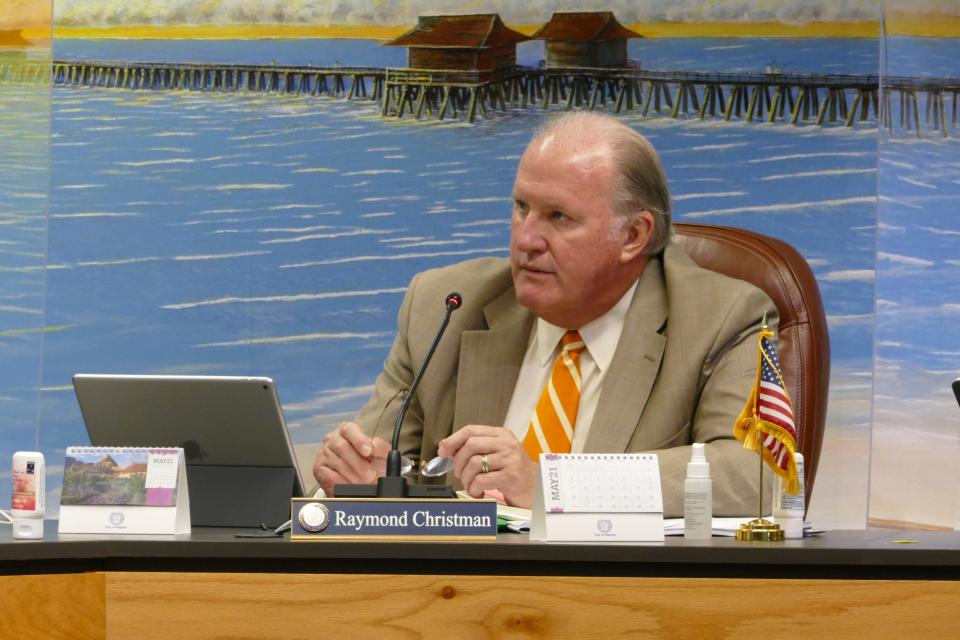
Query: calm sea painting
[
  {"left": 0, "top": 48, "right": 49, "bottom": 474},
  {"left": 1, "top": 34, "right": 956, "bottom": 526}
]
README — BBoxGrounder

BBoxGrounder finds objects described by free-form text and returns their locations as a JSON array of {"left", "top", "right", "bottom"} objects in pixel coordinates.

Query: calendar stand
[
  {"left": 59, "top": 447, "right": 190, "bottom": 535},
  {"left": 529, "top": 453, "right": 664, "bottom": 542}
]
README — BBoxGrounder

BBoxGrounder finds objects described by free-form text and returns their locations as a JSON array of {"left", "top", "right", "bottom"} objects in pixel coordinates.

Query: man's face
[{"left": 509, "top": 134, "right": 634, "bottom": 328}]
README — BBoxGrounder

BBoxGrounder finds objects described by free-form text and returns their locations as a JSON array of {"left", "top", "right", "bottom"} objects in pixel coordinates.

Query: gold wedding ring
[{"left": 480, "top": 454, "right": 490, "bottom": 474}]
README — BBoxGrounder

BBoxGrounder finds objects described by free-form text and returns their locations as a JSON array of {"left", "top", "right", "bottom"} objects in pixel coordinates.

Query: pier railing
[{"left": 386, "top": 67, "right": 483, "bottom": 86}]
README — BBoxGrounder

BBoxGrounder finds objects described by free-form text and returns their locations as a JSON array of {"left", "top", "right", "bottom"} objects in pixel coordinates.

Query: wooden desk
[{"left": 3, "top": 526, "right": 959, "bottom": 639}]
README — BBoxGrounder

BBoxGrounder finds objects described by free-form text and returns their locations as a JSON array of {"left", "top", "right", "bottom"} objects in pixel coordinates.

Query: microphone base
[
  {"left": 405, "top": 484, "right": 456, "bottom": 499},
  {"left": 334, "top": 478, "right": 455, "bottom": 499},
  {"left": 376, "top": 475, "right": 407, "bottom": 498}
]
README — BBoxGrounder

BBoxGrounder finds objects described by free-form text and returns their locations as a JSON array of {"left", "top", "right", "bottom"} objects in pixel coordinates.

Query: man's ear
[{"left": 620, "top": 211, "right": 655, "bottom": 263}]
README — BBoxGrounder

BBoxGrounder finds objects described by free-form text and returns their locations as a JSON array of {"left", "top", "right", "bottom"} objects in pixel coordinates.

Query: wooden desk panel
[
  {"left": 4, "top": 528, "right": 960, "bottom": 639},
  {"left": 0, "top": 573, "right": 105, "bottom": 640},
  {"left": 102, "top": 572, "right": 960, "bottom": 640}
]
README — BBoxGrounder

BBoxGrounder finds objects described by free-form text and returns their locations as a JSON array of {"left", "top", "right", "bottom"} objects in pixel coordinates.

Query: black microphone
[
  {"left": 387, "top": 292, "right": 462, "bottom": 473},
  {"left": 336, "top": 292, "right": 462, "bottom": 499}
]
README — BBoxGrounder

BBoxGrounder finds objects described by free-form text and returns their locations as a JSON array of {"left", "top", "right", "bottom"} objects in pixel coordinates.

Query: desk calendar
[
  {"left": 530, "top": 453, "right": 664, "bottom": 542},
  {"left": 59, "top": 447, "right": 190, "bottom": 535}
]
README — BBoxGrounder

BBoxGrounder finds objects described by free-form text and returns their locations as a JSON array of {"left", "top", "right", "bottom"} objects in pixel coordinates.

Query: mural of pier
[
  {"left": 0, "top": 12, "right": 930, "bottom": 136},
  {"left": 15, "top": 14, "right": 942, "bottom": 138},
  {"left": 45, "top": 57, "right": 960, "bottom": 136}
]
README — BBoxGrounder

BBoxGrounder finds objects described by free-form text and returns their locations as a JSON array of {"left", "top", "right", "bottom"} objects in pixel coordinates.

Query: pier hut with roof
[
  {"left": 383, "top": 14, "right": 528, "bottom": 80},
  {"left": 532, "top": 12, "right": 642, "bottom": 69}
]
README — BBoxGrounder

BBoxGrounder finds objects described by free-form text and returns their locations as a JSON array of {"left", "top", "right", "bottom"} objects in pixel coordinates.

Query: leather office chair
[{"left": 673, "top": 223, "right": 829, "bottom": 511}]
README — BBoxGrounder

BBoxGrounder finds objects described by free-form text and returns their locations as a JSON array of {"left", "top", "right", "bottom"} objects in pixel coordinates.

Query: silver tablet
[{"left": 73, "top": 374, "right": 305, "bottom": 527}]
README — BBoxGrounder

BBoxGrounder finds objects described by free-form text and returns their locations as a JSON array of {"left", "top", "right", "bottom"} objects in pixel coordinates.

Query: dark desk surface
[{"left": 2, "top": 523, "right": 959, "bottom": 579}]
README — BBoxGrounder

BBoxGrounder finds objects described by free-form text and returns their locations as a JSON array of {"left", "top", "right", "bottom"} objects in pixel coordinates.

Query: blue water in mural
[
  {"left": 873, "top": 36, "right": 960, "bottom": 443},
  {"left": 0, "top": 65, "right": 49, "bottom": 475},
  {"left": 2, "top": 36, "right": 957, "bottom": 508}
]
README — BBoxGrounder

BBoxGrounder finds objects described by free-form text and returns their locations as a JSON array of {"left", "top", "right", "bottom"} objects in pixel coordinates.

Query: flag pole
[
  {"left": 736, "top": 312, "right": 784, "bottom": 542},
  {"left": 757, "top": 312, "right": 767, "bottom": 519},
  {"left": 758, "top": 434, "right": 763, "bottom": 519}
]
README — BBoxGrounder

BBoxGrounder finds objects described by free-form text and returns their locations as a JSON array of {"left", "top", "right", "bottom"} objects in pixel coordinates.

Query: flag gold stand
[
  {"left": 736, "top": 431, "right": 784, "bottom": 542},
  {"left": 736, "top": 313, "right": 784, "bottom": 542},
  {"left": 736, "top": 519, "right": 784, "bottom": 541}
]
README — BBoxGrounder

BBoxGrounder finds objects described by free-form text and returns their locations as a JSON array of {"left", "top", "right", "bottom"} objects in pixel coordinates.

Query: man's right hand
[{"left": 312, "top": 421, "right": 391, "bottom": 496}]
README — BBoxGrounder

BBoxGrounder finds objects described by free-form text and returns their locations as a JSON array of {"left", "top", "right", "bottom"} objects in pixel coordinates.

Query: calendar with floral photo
[{"left": 61, "top": 447, "right": 180, "bottom": 507}]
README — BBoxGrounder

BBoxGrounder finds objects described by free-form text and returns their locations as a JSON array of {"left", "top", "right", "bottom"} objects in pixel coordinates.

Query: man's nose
[{"left": 514, "top": 214, "right": 547, "bottom": 253}]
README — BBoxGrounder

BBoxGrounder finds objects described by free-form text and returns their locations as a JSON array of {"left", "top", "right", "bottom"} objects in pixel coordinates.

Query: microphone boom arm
[{"left": 386, "top": 292, "right": 462, "bottom": 477}]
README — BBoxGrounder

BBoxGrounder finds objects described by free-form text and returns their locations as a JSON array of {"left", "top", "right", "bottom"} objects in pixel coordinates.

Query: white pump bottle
[{"left": 683, "top": 443, "right": 712, "bottom": 539}]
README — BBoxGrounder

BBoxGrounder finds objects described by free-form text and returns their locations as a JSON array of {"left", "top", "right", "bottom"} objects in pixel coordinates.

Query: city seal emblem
[{"left": 298, "top": 503, "right": 330, "bottom": 533}]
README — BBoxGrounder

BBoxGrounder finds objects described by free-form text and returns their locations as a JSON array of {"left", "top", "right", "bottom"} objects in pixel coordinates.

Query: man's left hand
[{"left": 437, "top": 425, "right": 538, "bottom": 508}]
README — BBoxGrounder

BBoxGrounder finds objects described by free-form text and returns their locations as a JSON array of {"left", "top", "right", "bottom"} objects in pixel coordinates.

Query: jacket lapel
[
  {"left": 454, "top": 287, "right": 533, "bottom": 429},
  {"left": 584, "top": 257, "right": 668, "bottom": 453}
]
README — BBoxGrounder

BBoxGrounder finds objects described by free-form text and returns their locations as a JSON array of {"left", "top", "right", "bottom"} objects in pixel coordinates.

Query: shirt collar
[{"left": 533, "top": 280, "right": 639, "bottom": 372}]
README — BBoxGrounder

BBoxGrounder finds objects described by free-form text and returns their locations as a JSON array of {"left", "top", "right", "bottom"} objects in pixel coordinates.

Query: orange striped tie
[{"left": 523, "top": 330, "right": 586, "bottom": 459}]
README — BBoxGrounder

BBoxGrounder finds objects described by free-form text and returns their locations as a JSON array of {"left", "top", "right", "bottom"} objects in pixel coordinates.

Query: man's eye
[
  {"left": 551, "top": 211, "right": 570, "bottom": 221},
  {"left": 514, "top": 200, "right": 528, "bottom": 213}
]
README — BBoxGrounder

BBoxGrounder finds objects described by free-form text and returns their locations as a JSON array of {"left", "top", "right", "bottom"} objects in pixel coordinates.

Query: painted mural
[
  {"left": 871, "top": 11, "right": 960, "bottom": 530},
  {"left": 0, "top": 0, "right": 51, "bottom": 502},
  {"left": 0, "top": 1, "right": 957, "bottom": 530}
]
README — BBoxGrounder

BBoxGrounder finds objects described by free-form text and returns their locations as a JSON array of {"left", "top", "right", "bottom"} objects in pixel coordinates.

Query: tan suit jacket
[{"left": 354, "top": 241, "right": 778, "bottom": 517}]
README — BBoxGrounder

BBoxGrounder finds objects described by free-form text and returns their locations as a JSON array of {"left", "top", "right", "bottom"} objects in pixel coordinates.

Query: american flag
[
  {"left": 734, "top": 327, "right": 800, "bottom": 493},
  {"left": 757, "top": 334, "right": 797, "bottom": 474}
]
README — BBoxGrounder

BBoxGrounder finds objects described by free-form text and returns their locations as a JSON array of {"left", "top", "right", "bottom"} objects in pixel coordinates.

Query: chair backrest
[{"left": 673, "top": 223, "right": 830, "bottom": 512}]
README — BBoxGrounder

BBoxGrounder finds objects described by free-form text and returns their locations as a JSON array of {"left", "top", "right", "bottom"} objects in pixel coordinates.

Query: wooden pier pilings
[
  {"left": 43, "top": 59, "right": 960, "bottom": 137},
  {"left": 378, "top": 66, "right": 892, "bottom": 129},
  {"left": 0, "top": 60, "right": 50, "bottom": 85},
  {"left": 51, "top": 60, "right": 384, "bottom": 101},
  {"left": 379, "top": 68, "right": 520, "bottom": 122},
  {"left": 881, "top": 76, "right": 960, "bottom": 139},
  {"left": 379, "top": 66, "right": 957, "bottom": 137}
]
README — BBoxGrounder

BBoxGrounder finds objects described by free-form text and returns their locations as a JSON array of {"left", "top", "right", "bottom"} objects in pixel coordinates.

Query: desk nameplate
[{"left": 290, "top": 498, "right": 497, "bottom": 541}]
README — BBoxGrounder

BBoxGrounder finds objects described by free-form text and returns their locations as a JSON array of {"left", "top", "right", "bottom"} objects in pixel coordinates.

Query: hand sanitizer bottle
[
  {"left": 12, "top": 452, "right": 45, "bottom": 540},
  {"left": 773, "top": 453, "right": 805, "bottom": 539},
  {"left": 683, "top": 443, "right": 712, "bottom": 540}
]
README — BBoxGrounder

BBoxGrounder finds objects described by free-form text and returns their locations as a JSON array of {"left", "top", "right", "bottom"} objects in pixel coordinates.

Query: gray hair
[{"left": 532, "top": 112, "right": 672, "bottom": 255}]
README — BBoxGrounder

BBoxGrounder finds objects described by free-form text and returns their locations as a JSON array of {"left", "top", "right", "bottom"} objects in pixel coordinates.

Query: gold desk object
[{"left": 736, "top": 517, "right": 785, "bottom": 541}]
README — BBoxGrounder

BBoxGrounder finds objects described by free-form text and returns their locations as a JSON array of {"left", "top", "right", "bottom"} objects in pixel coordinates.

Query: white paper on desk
[
  {"left": 663, "top": 517, "right": 755, "bottom": 537},
  {"left": 663, "top": 517, "right": 816, "bottom": 537},
  {"left": 455, "top": 490, "right": 532, "bottom": 527}
]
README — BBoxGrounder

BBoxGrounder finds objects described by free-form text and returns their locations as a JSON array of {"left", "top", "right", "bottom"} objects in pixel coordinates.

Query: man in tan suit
[{"left": 313, "top": 112, "right": 776, "bottom": 517}]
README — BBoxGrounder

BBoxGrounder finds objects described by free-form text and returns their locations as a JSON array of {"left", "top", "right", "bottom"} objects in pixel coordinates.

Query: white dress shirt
[{"left": 503, "top": 281, "right": 639, "bottom": 452}]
